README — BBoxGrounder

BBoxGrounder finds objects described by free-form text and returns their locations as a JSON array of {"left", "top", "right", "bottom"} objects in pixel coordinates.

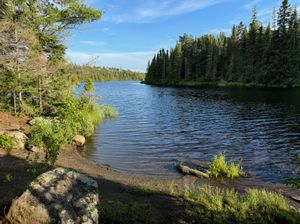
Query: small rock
[
  {"left": 27, "top": 145, "right": 42, "bottom": 153},
  {"left": 7, "top": 168, "right": 99, "bottom": 224},
  {"left": 72, "top": 135, "right": 86, "bottom": 147}
]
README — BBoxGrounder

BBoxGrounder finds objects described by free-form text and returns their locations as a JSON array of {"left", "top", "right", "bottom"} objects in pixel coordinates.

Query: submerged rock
[
  {"left": 7, "top": 168, "right": 99, "bottom": 224},
  {"left": 72, "top": 135, "right": 86, "bottom": 147}
]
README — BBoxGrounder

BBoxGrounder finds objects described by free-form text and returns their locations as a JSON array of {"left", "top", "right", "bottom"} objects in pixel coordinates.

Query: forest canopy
[{"left": 146, "top": 0, "right": 300, "bottom": 88}]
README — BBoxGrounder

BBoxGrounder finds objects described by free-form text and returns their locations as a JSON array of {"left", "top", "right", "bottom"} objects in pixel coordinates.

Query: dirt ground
[
  {"left": 0, "top": 112, "right": 31, "bottom": 133},
  {"left": 0, "top": 112, "right": 299, "bottom": 223}
]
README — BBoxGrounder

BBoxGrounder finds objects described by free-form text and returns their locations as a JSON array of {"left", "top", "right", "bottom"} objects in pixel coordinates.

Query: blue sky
[{"left": 66, "top": 0, "right": 300, "bottom": 72}]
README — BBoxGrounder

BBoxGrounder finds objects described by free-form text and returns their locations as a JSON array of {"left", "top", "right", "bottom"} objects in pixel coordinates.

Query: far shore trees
[{"left": 146, "top": 0, "right": 300, "bottom": 87}]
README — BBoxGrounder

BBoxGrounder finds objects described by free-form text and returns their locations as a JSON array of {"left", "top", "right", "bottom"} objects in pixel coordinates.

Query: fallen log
[{"left": 177, "top": 164, "right": 209, "bottom": 178}]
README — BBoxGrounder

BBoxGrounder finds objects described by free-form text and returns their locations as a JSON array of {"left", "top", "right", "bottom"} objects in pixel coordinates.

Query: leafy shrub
[
  {"left": 28, "top": 94, "right": 117, "bottom": 163},
  {"left": 0, "top": 133, "right": 12, "bottom": 150},
  {"left": 208, "top": 152, "right": 244, "bottom": 179},
  {"left": 208, "top": 153, "right": 228, "bottom": 177},
  {"left": 227, "top": 161, "right": 244, "bottom": 179},
  {"left": 284, "top": 178, "right": 300, "bottom": 189},
  {"left": 3, "top": 173, "right": 13, "bottom": 183}
]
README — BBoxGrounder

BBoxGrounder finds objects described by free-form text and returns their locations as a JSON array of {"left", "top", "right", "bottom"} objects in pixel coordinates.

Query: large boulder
[
  {"left": 5, "top": 131, "right": 28, "bottom": 150},
  {"left": 72, "top": 135, "right": 86, "bottom": 147},
  {"left": 7, "top": 168, "right": 99, "bottom": 224}
]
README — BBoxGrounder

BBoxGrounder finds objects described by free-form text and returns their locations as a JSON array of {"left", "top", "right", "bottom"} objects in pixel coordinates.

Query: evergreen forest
[{"left": 146, "top": 0, "right": 300, "bottom": 88}]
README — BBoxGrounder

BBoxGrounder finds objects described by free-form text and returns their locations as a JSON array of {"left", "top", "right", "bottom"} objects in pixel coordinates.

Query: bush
[
  {"left": 208, "top": 152, "right": 244, "bottom": 179},
  {"left": 284, "top": 178, "right": 300, "bottom": 189},
  {"left": 0, "top": 133, "right": 12, "bottom": 150},
  {"left": 28, "top": 95, "right": 117, "bottom": 163}
]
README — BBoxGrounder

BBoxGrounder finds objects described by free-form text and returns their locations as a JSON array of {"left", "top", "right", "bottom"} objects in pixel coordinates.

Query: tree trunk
[
  {"left": 39, "top": 77, "right": 43, "bottom": 114},
  {"left": 13, "top": 90, "right": 17, "bottom": 115}
]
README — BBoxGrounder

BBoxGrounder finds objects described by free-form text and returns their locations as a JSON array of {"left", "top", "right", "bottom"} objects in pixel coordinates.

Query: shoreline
[
  {"left": 142, "top": 80, "right": 300, "bottom": 89},
  {"left": 1, "top": 111, "right": 300, "bottom": 222},
  {"left": 1, "top": 145, "right": 300, "bottom": 223}
]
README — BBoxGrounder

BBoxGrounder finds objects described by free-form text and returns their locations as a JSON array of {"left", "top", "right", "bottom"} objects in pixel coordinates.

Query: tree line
[
  {"left": 70, "top": 64, "right": 144, "bottom": 82},
  {"left": 146, "top": 0, "right": 300, "bottom": 88}
]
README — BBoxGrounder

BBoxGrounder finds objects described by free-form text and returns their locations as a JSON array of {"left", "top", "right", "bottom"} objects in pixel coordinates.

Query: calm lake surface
[{"left": 85, "top": 81, "right": 300, "bottom": 183}]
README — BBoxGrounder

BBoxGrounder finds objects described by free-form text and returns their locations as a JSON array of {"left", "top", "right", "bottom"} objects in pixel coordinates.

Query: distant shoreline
[{"left": 142, "top": 80, "right": 300, "bottom": 89}]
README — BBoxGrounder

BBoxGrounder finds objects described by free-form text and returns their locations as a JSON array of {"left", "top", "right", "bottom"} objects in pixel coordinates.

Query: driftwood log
[{"left": 177, "top": 164, "right": 209, "bottom": 178}]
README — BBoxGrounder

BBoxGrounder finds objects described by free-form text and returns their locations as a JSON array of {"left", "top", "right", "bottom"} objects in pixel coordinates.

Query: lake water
[{"left": 84, "top": 81, "right": 300, "bottom": 183}]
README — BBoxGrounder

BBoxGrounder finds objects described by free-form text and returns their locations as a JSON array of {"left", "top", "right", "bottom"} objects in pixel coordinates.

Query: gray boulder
[
  {"left": 5, "top": 131, "right": 28, "bottom": 150},
  {"left": 7, "top": 168, "right": 99, "bottom": 224}
]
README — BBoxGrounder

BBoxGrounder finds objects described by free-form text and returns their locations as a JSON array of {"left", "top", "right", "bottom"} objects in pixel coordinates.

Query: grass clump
[
  {"left": 183, "top": 185, "right": 300, "bottom": 224},
  {"left": 292, "top": 153, "right": 300, "bottom": 163},
  {"left": 0, "top": 133, "right": 12, "bottom": 150},
  {"left": 99, "top": 200, "right": 158, "bottom": 224},
  {"left": 208, "top": 152, "right": 244, "bottom": 179},
  {"left": 284, "top": 178, "right": 300, "bottom": 190}
]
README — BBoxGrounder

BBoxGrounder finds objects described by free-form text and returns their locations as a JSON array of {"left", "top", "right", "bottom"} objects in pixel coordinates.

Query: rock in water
[
  {"left": 7, "top": 168, "right": 99, "bottom": 224},
  {"left": 72, "top": 135, "right": 86, "bottom": 147}
]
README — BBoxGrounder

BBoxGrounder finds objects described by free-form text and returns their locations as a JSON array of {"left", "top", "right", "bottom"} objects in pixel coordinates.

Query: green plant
[
  {"left": 284, "top": 178, "right": 300, "bottom": 189},
  {"left": 28, "top": 95, "right": 117, "bottom": 163},
  {"left": 292, "top": 153, "right": 300, "bottom": 163},
  {"left": 183, "top": 185, "right": 300, "bottom": 224},
  {"left": 3, "top": 173, "right": 13, "bottom": 183},
  {"left": 227, "top": 161, "right": 244, "bottom": 179},
  {"left": 208, "top": 153, "right": 228, "bottom": 177},
  {"left": 208, "top": 152, "right": 244, "bottom": 179},
  {"left": 0, "top": 133, "right": 12, "bottom": 150}
]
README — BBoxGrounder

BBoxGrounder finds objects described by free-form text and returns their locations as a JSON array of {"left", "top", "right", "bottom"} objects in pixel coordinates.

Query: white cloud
[
  {"left": 80, "top": 41, "right": 107, "bottom": 46},
  {"left": 104, "top": 0, "right": 226, "bottom": 23},
  {"left": 67, "top": 51, "right": 155, "bottom": 72}
]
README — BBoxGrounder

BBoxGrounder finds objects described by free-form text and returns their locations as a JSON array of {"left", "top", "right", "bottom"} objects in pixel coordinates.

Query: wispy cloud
[
  {"left": 102, "top": 0, "right": 226, "bottom": 23},
  {"left": 80, "top": 41, "right": 107, "bottom": 47},
  {"left": 67, "top": 50, "right": 155, "bottom": 72}
]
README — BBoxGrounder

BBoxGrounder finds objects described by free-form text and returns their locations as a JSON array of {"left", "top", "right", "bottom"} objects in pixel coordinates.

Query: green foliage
[
  {"left": 3, "top": 173, "right": 13, "bottom": 183},
  {"left": 99, "top": 200, "right": 158, "bottom": 224},
  {"left": 0, "top": 133, "right": 12, "bottom": 150},
  {"left": 146, "top": 0, "right": 300, "bottom": 88},
  {"left": 183, "top": 185, "right": 300, "bottom": 224},
  {"left": 208, "top": 153, "right": 228, "bottom": 177},
  {"left": 227, "top": 161, "right": 244, "bottom": 179},
  {"left": 284, "top": 178, "right": 300, "bottom": 189},
  {"left": 0, "top": 0, "right": 102, "bottom": 61},
  {"left": 292, "top": 153, "right": 300, "bottom": 163},
  {"left": 28, "top": 95, "right": 117, "bottom": 163},
  {"left": 208, "top": 152, "right": 244, "bottom": 179},
  {"left": 69, "top": 64, "right": 145, "bottom": 82}
]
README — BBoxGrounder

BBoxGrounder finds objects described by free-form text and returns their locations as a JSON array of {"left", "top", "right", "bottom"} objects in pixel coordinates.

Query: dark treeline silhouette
[
  {"left": 69, "top": 64, "right": 145, "bottom": 82},
  {"left": 146, "top": 0, "right": 300, "bottom": 87}
]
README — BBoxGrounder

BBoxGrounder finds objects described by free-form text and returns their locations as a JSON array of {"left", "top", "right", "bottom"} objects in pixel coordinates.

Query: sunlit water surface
[{"left": 84, "top": 81, "right": 300, "bottom": 183}]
